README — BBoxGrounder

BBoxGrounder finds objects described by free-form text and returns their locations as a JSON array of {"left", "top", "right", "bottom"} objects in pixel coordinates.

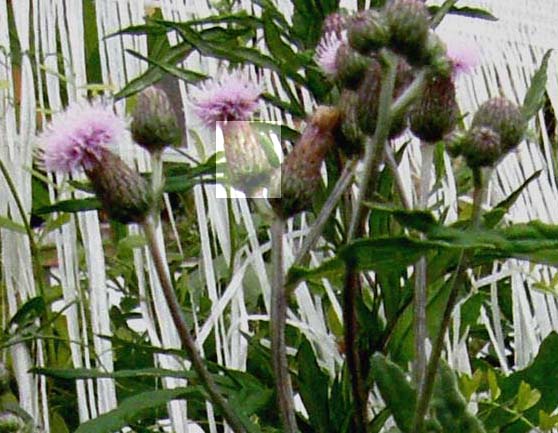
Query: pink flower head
[
  {"left": 315, "top": 32, "right": 346, "bottom": 76},
  {"left": 39, "top": 101, "right": 128, "bottom": 173},
  {"left": 443, "top": 34, "right": 480, "bottom": 76},
  {"left": 322, "top": 12, "right": 347, "bottom": 36},
  {"left": 192, "top": 70, "right": 261, "bottom": 127}
]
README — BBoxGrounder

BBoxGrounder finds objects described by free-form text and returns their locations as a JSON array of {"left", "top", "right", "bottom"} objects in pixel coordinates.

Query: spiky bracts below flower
[
  {"left": 385, "top": 0, "right": 430, "bottom": 66},
  {"left": 348, "top": 9, "right": 389, "bottom": 55},
  {"left": 270, "top": 106, "right": 341, "bottom": 219},
  {"left": 315, "top": 32, "right": 346, "bottom": 76},
  {"left": 410, "top": 74, "right": 458, "bottom": 143},
  {"left": 462, "top": 126, "right": 501, "bottom": 167},
  {"left": 221, "top": 121, "right": 272, "bottom": 194},
  {"left": 335, "top": 44, "right": 371, "bottom": 89},
  {"left": 335, "top": 90, "right": 366, "bottom": 157},
  {"left": 471, "top": 97, "right": 525, "bottom": 152},
  {"left": 131, "top": 86, "right": 181, "bottom": 153},
  {"left": 192, "top": 70, "right": 261, "bottom": 126},
  {"left": 39, "top": 101, "right": 129, "bottom": 173},
  {"left": 85, "top": 148, "right": 153, "bottom": 223}
]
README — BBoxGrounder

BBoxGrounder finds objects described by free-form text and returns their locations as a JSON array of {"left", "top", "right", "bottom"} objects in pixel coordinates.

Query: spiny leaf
[{"left": 522, "top": 50, "right": 553, "bottom": 121}]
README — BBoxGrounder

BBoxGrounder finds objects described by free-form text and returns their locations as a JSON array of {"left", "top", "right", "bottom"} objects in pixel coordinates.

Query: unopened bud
[
  {"left": 85, "top": 148, "right": 153, "bottom": 224},
  {"left": 422, "top": 32, "right": 452, "bottom": 75},
  {"left": 410, "top": 74, "right": 458, "bottom": 143},
  {"left": 385, "top": 0, "right": 430, "bottom": 66},
  {"left": 462, "top": 126, "right": 502, "bottom": 167},
  {"left": 131, "top": 86, "right": 181, "bottom": 153},
  {"left": 270, "top": 107, "right": 340, "bottom": 218},
  {"left": 221, "top": 121, "right": 272, "bottom": 194},
  {"left": 335, "top": 90, "right": 366, "bottom": 157},
  {"left": 335, "top": 44, "right": 371, "bottom": 90},
  {"left": 471, "top": 97, "right": 525, "bottom": 152},
  {"left": 348, "top": 10, "right": 389, "bottom": 55},
  {"left": 323, "top": 12, "right": 347, "bottom": 36}
]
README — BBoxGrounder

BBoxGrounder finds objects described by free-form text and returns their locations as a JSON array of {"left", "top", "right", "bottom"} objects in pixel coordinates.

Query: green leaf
[
  {"left": 0, "top": 215, "right": 26, "bottom": 234},
  {"left": 428, "top": 5, "right": 498, "bottom": 21},
  {"left": 432, "top": 362, "right": 486, "bottom": 433},
  {"left": 483, "top": 170, "right": 542, "bottom": 228},
  {"left": 9, "top": 297, "right": 47, "bottom": 328},
  {"left": 297, "top": 339, "right": 330, "bottom": 433},
  {"left": 522, "top": 50, "right": 553, "bottom": 121},
  {"left": 539, "top": 410, "right": 558, "bottom": 431},
  {"left": 125, "top": 49, "right": 207, "bottom": 84},
  {"left": 34, "top": 198, "right": 101, "bottom": 215},
  {"left": 514, "top": 381, "right": 541, "bottom": 412},
  {"left": 263, "top": 11, "right": 301, "bottom": 70},
  {"left": 74, "top": 388, "right": 201, "bottom": 433},
  {"left": 370, "top": 353, "right": 416, "bottom": 433}
]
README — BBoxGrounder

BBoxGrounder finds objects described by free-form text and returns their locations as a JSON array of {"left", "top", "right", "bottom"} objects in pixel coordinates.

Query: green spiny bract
[
  {"left": 410, "top": 73, "right": 458, "bottom": 143},
  {"left": 385, "top": 0, "right": 430, "bottom": 66},
  {"left": 347, "top": 9, "right": 389, "bottom": 55},
  {"left": 335, "top": 90, "right": 366, "bottom": 157},
  {"left": 471, "top": 97, "right": 526, "bottom": 152},
  {"left": 335, "top": 44, "right": 371, "bottom": 90},
  {"left": 270, "top": 106, "right": 340, "bottom": 219},
  {"left": 85, "top": 148, "right": 153, "bottom": 224},
  {"left": 131, "top": 86, "right": 181, "bottom": 153},
  {"left": 462, "top": 126, "right": 502, "bottom": 167}
]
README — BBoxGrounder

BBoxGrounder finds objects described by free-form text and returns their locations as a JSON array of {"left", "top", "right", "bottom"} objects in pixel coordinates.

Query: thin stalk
[
  {"left": 344, "top": 53, "right": 398, "bottom": 433},
  {"left": 142, "top": 218, "right": 249, "bottom": 433},
  {"left": 150, "top": 151, "right": 164, "bottom": 225},
  {"left": 413, "top": 142, "right": 434, "bottom": 392},
  {"left": 390, "top": 70, "right": 428, "bottom": 124},
  {"left": 413, "top": 167, "right": 490, "bottom": 432},
  {"left": 294, "top": 159, "right": 357, "bottom": 266},
  {"left": 270, "top": 218, "right": 298, "bottom": 433}
]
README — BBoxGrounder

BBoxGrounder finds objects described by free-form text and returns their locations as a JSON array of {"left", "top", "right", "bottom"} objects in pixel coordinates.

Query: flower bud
[
  {"left": 84, "top": 148, "right": 153, "bottom": 224},
  {"left": 335, "top": 90, "right": 366, "bottom": 157},
  {"left": 220, "top": 121, "right": 272, "bottom": 194},
  {"left": 422, "top": 32, "right": 452, "bottom": 76},
  {"left": 462, "top": 126, "right": 502, "bottom": 167},
  {"left": 270, "top": 107, "right": 340, "bottom": 218},
  {"left": 335, "top": 44, "right": 371, "bottom": 90},
  {"left": 410, "top": 74, "right": 458, "bottom": 143},
  {"left": 131, "top": 86, "right": 182, "bottom": 153},
  {"left": 471, "top": 97, "right": 526, "bottom": 152},
  {"left": 385, "top": 0, "right": 430, "bottom": 66},
  {"left": 357, "top": 57, "right": 411, "bottom": 138},
  {"left": 348, "top": 10, "right": 389, "bottom": 55},
  {"left": 0, "top": 412, "right": 26, "bottom": 433}
]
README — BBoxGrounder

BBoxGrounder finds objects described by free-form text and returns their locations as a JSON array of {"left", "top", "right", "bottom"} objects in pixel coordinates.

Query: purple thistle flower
[
  {"left": 322, "top": 12, "right": 347, "bottom": 36},
  {"left": 192, "top": 70, "right": 261, "bottom": 127},
  {"left": 315, "top": 31, "right": 347, "bottom": 76},
  {"left": 39, "top": 101, "right": 128, "bottom": 173},
  {"left": 443, "top": 34, "right": 480, "bottom": 76}
]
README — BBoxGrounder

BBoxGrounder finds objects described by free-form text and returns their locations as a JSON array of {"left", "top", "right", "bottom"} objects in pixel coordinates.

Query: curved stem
[
  {"left": 271, "top": 218, "right": 298, "bottom": 433},
  {"left": 142, "top": 218, "right": 249, "bottom": 433}
]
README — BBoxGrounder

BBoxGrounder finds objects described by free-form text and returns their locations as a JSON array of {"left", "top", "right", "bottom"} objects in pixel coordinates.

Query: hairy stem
[
  {"left": 413, "top": 167, "right": 491, "bottom": 432},
  {"left": 344, "top": 53, "right": 398, "bottom": 433},
  {"left": 384, "top": 143, "right": 412, "bottom": 210},
  {"left": 271, "top": 218, "right": 298, "bottom": 433},
  {"left": 142, "top": 218, "right": 249, "bottom": 433},
  {"left": 413, "top": 142, "right": 434, "bottom": 391}
]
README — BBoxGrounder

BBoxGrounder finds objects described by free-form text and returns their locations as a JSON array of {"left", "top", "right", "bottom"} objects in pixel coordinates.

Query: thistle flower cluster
[{"left": 39, "top": 86, "right": 180, "bottom": 224}]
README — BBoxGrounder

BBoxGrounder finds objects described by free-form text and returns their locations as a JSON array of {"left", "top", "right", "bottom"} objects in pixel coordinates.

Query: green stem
[
  {"left": 344, "top": 52, "right": 398, "bottom": 433},
  {"left": 142, "top": 218, "right": 249, "bottom": 433},
  {"left": 413, "top": 167, "right": 491, "bottom": 432},
  {"left": 413, "top": 142, "right": 434, "bottom": 391},
  {"left": 384, "top": 143, "right": 411, "bottom": 210},
  {"left": 150, "top": 151, "right": 164, "bottom": 225},
  {"left": 270, "top": 218, "right": 298, "bottom": 433}
]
